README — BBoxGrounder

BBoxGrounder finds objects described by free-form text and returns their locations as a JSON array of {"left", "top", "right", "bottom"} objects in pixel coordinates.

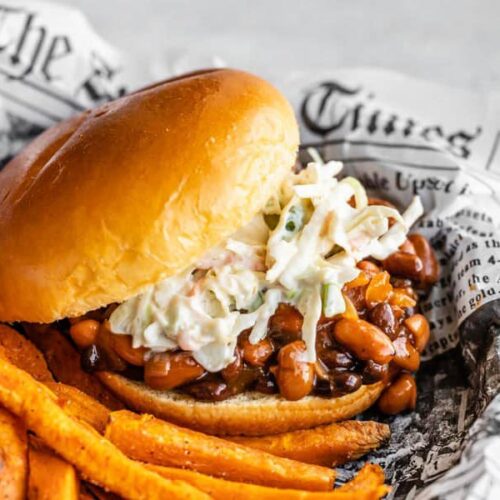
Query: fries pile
[{"left": 0, "top": 324, "right": 391, "bottom": 499}]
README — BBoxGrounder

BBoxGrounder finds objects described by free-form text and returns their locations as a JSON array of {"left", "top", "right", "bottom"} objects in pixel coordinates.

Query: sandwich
[{"left": 0, "top": 69, "right": 438, "bottom": 436}]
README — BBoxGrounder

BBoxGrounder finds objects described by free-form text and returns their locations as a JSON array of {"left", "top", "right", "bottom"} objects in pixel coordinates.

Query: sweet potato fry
[
  {"left": 0, "top": 407, "right": 27, "bottom": 500},
  {"left": 44, "top": 382, "right": 110, "bottom": 434},
  {"left": 0, "top": 324, "right": 53, "bottom": 382},
  {"left": 105, "top": 410, "right": 335, "bottom": 491},
  {"left": 338, "top": 464, "right": 389, "bottom": 495},
  {"left": 229, "top": 421, "right": 391, "bottom": 466},
  {"left": 23, "top": 325, "right": 123, "bottom": 410},
  {"left": 148, "top": 463, "right": 388, "bottom": 500},
  {"left": 0, "top": 327, "right": 111, "bottom": 433},
  {"left": 0, "top": 358, "right": 209, "bottom": 499},
  {"left": 28, "top": 436, "right": 80, "bottom": 500}
]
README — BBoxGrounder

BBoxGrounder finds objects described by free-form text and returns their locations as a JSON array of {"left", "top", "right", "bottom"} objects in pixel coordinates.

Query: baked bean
[
  {"left": 399, "top": 239, "right": 417, "bottom": 255},
  {"left": 368, "top": 303, "right": 396, "bottom": 338},
  {"left": 269, "top": 304, "right": 303, "bottom": 344},
  {"left": 320, "top": 349, "right": 355, "bottom": 370},
  {"left": 240, "top": 336, "right": 274, "bottom": 367},
  {"left": 343, "top": 285, "right": 367, "bottom": 312},
  {"left": 365, "top": 271, "right": 393, "bottom": 309},
  {"left": 362, "top": 360, "right": 389, "bottom": 384},
  {"left": 390, "top": 277, "right": 413, "bottom": 288},
  {"left": 144, "top": 352, "right": 205, "bottom": 390},
  {"left": 315, "top": 378, "right": 335, "bottom": 396},
  {"left": 221, "top": 348, "right": 243, "bottom": 383},
  {"left": 333, "top": 372, "right": 362, "bottom": 393},
  {"left": 317, "top": 315, "right": 336, "bottom": 330},
  {"left": 383, "top": 251, "right": 423, "bottom": 281},
  {"left": 112, "top": 334, "right": 147, "bottom": 366},
  {"left": 183, "top": 380, "right": 230, "bottom": 401},
  {"left": 276, "top": 341, "right": 314, "bottom": 401},
  {"left": 254, "top": 369, "right": 278, "bottom": 394},
  {"left": 392, "top": 334, "right": 420, "bottom": 372},
  {"left": 69, "top": 319, "right": 99, "bottom": 348},
  {"left": 357, "top": 260, "right": 381, "bottom": 275},
  {"left": 314, "top": 373, "right": 362, "bottom": 397},
  {"left": 390, "top": 305, "right": 406, "bottom": 326},
  {"left": 405, "top": 314, "right": 431, "bottom": 353},
  {"left": 333, "top": 318, "right": 395, "bottom": 365},
  {"left": 385, "top": 362, "right": 403, "bottom": 384},
  {"left": 96, "top": 322, "right": 127, "bottom": 371},
  {"left": 378, "top": 373, "right": 417, "bottom": 415},
  {"left": 408, "top": 234, "right": 440, "bottom": 285},
  {"left": 315, "top": 329, "right": 333, "bottom": 352},
  {"left": 225, "top": 367, "right": 259, "bottom": 394}
]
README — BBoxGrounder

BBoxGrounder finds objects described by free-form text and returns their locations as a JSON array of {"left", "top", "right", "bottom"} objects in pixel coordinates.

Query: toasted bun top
[{"left": 0, "top": 69, "right": 299, "bottom": 322}]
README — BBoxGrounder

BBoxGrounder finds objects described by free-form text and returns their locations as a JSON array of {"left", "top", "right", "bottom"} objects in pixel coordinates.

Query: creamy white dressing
[{"left": 110, "top": 153, "right": 424, "bottom": 371}]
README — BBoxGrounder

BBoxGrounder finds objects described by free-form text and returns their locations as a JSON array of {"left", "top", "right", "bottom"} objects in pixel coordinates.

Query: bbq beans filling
[{"left": 66, "top": 232, "right": 438, "bottom": 408}]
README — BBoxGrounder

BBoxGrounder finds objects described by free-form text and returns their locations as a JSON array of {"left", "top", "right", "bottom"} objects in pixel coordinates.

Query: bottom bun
[{"left": 98, "top": 372, "right": 385, "bottom": 436}]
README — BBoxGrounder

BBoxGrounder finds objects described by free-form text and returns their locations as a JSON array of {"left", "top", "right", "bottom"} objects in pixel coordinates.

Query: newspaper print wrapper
[
  {"left": 0, "top": 2, "right": 499, "bottom": 499},
  {"left": 277, "top": 69, "right": 500, "bottom": 500}
]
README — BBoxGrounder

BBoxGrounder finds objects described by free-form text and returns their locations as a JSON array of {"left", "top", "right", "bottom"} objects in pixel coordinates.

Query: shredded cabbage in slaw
[{"left": 110, "top": 152, "right": 423, "bottom": 371}]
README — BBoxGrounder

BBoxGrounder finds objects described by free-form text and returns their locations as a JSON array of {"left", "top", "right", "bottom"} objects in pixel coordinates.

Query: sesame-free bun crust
[
  {"left": 98, "top": 372, "right": 384, "bottom": 436},
  {"left": 0, "top": 69, "right": 299, "bottom": 322}
]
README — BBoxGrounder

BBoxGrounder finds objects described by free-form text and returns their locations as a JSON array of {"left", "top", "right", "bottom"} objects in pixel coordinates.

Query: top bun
[{"left": 0, "top": 69, "right": 299, "bottom": 323}]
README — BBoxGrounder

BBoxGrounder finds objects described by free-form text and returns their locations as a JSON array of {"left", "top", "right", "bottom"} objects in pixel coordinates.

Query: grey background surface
[{"left": 65, "top": 0, "right": 500, "bottom": 92}]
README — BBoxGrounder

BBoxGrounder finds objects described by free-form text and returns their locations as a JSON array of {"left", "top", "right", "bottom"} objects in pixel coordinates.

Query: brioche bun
[
  {"left": 0, "top": 69, "right": 299, "bottom": 323},
  {"left": 3, "top": 69, "right": 385, "bottom": 434},
  {"left": 98, "top": 372, "right": 385, "bottom": 436}
]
